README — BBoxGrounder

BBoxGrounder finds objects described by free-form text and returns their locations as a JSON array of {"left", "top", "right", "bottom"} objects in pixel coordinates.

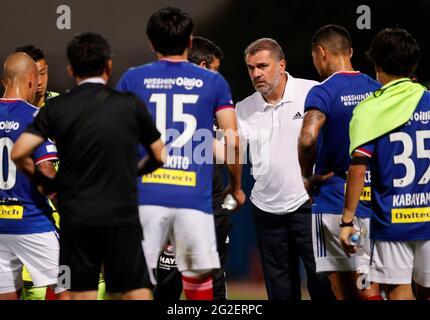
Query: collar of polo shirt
[
  {"left": 259, "top": 72, "right": 296, "bottom": 112},
  {"left": 78, "top": 77, "right": 107, "bottom": 86}
]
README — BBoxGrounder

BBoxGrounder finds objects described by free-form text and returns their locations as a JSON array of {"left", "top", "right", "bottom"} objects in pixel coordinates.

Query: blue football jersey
[
  {"left": 0, "top": 99, "right": 58, "bottom": 234},
  {"left": 357, "top": 91, "right": 430, "bottom": 241},
  {"left": 304, "top": 72, "right": 381, "bottom": 217},
  {"left": 117, "top": 60, "right": 234, "bottom": 213}
]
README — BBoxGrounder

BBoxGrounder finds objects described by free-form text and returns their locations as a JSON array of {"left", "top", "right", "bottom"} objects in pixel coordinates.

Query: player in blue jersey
[
  {"left": 14, "top": 45, "right": 63, "bottom": 300},
  {"left": 341, "top": 28, "right": 430, "bottom": 300},
  {"left": 0, "top": 53, "right": 68, "bottom": 300},
  {"left": 153, "top": 36, "right": 235, "bottom": 301},
  {"left": 117, "top": 7, "right": 245, "bottom": 300},
  {"left": 298, "top": 25, "right": 382, "bottom": 299}
]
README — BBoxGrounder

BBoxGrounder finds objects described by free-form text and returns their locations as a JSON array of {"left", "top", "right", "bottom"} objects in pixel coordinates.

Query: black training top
[{"left": 26, "top": 83, "right": 161, "bottom": 227}]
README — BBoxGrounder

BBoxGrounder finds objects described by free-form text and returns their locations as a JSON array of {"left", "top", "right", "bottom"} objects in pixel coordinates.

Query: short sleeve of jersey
[
  {"left": 214, "top": 74, "right": 234, "bottom": 114},
  {"left": 32, "top": 140, "right": 58, "bottom": 165},
  {"left": 24, "top": 105, "right": 58, "bottom": 164},
  {"left": 133, "top": 95, "right": 161, "bottom": 148},
  {"left": 304, "top": 85, "right": 331, "bottom": 115},
  {"left": 355, "top": 142, "right": 375, "bottom": 158},
  {"left": 25, "top": 104, "right": 51, "bottom": 139}
]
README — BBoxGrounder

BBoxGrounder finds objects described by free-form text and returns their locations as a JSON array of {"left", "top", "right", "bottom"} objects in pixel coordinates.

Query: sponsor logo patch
[
  {"left": 0, "top": 205, "right": 23, "bottom": 219},
  {"left": 392, "top": 207, "right": 430, "bottom": 223},
  {"left": 142, "top": 168, "right": 196, "bottom": 187}
]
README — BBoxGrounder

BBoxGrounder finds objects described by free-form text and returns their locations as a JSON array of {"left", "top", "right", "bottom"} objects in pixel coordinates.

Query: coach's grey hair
[{"left": 244, "top": 38, "right": 285, "bottom": 61}]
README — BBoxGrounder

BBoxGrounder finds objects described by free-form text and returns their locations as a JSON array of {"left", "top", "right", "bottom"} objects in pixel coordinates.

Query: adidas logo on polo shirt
[{"left": 293, "top": 112, "right": 303, "bottom": 120}]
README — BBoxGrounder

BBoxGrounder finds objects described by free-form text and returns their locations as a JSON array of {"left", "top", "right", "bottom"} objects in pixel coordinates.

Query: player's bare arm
[
  {"left": 339, "top": 151, "right": 368, "bottom": 256},
  {"left": 215, "top": 108, "right": 246, "bottom": 210},
  {"left": 298, "top": 109, "right": 333, "bottom": 196},
  {"left": 298, "top": 108, "right": 325, "bottom": 177},
  {"left": 212, "top": 138, "right": 226, "bottom": 164},
  {"left": 37, "top": 160, "right": 56, "bottom": 178},
  {"left": 11, "top": 132, "right": 58, "bottom": 198},
  {"left": 36, "top": 159, "right": 58, "bottom": 202},
  {"left": 11, "top": 132, "right": 44, "bottom": 179},
  {"left": 137, "top": 138, "right": 166, "bottom": 176}
]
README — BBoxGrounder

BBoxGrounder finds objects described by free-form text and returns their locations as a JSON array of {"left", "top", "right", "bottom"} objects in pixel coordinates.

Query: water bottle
[
  {"left": 222, "top": 194, "right": 238, "bottom": 211},
  {"left": 350, "top": 233, "right": 364, "bottom": 255},
  {"left": 350, "top": 233, "right": 362, "bottom": 247},
  {"left": 349, "top": 220, "right": 368, "bottom": 255}
]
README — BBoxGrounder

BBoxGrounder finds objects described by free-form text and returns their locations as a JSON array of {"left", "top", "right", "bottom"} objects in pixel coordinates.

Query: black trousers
[
  {"left": 153, "top": 212, "right": 232, "bottom": 300},
  {"left": 253, "top": 203, "right": 335, "bottom": 300},
  {"left": 60, "top": 224, "right": 152, "bottom": 293}
]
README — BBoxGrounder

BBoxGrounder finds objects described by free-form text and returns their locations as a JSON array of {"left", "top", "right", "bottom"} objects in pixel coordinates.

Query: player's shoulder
[
  {"left": 312, "top": 72, "right": 345, "bottom": 91},
  {"left": 120, "top": 61, "right": 226, "bottom": 85},
  {"left": 308, "top": 72, "right": 358, "bottom": 96},
  {"left": 177, "top": 62, "right": 231, "bottom": 94},
  {"left": 0, "top": 98, "right": 38, "bottom": 115},
  {"left": 179, "top": 62, "right": 227, "bottom": 86},
  {"left": 120, "top": 62, "right": 155, "bottom": 79},
  {"left": 418, "top": 89, "right": 430, "bottom": 103},
  {"left": 187, "top": 62, "right": 219, "bottom": 77},
  {"left": 321, "top": 72, "right": 378, "bottom": 88},
  {"left": 353, "top": 72, "right": 380, "bottom": 89}
]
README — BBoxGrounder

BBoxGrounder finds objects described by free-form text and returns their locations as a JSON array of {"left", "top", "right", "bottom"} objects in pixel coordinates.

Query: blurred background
[{"left": 1, "top": 0, "right": 429, "bottom": 299}]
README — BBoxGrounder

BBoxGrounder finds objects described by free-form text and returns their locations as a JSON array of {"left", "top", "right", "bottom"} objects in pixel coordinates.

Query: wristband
[
  {"left": 339, "top": 218, "right": 354, "bottom": 228},
  {"left": 351, "top": 156, "right": 369, "bottom": 165}
]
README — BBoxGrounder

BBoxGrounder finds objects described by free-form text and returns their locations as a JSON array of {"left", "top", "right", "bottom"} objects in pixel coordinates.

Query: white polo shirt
[{"left": 236, "top": 73, "right": 318, "bottom": 214}]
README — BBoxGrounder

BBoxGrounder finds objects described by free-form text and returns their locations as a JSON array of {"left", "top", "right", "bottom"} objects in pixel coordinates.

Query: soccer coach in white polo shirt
[{"left": 236, "top": 38, "right": 334, "bottom": 300}]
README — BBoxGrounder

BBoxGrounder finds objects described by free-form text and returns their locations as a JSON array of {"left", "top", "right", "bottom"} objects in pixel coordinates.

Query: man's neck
[
  {"left": 2, "top": 86, "right": 29, "bottom": 103},
  {"left": 327, "top": 57, "right": 354, "bottom": 76},
  {"left": 262, "top": 73, "right": 287, "bottom": 106},
  {"left": 75, "top": 73, "right": 108, "bottom": 86},
  {"left": 379, "top": 74, "right": 405, "bottom": 86},
  {"left": 33, "top": 95, "right": 45, "bottom": 107}
]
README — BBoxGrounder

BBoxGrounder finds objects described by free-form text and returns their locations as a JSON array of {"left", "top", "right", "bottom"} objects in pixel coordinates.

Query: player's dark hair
[
  {"left": 244, "top": 38, "right": 284, "bottom": 61},
  {"left": 189, "top": 36, "right": 224, "bottom": 66},
  {"left": 67, "top": 32, "right": 112, "bottom": 77},
  {"left": 311, "top": 24, "right": 352, "bottom": 55},
  {"left": 146, "top": 7, "right": 194, "bottom": 56},
  {"left": 15, "top": 45, "right": 45, "bottom": 62},
  {"left": 367, "top": 27, "right": 419, "bottom": 77}
]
